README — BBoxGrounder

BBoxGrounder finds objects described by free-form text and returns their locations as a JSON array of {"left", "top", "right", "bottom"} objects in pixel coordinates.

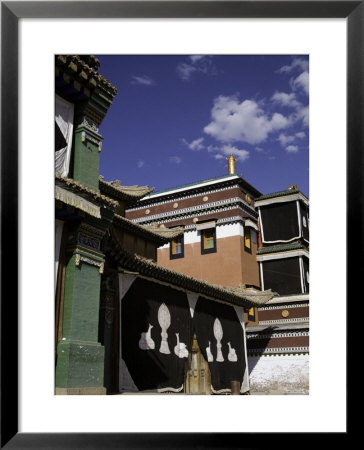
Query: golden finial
[
  {"left": 288, "top": 183, "right": 298, "bottom": 191},
  {"left": 226, "top": 153, "right": 237, "bottom": 175}
]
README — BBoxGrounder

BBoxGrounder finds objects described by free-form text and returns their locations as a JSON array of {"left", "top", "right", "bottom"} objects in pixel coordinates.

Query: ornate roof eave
[
  {"left": 255, "top": 189, "right": 309, "bottom": 205},
  {"left": 257, "top": 242, "right": 308, "bottom": 255},
  {"left": 99, "top": 177, "right": 154, "bottom": 203},
  {"left": 55, "top": 55, "right": 118, "bottom": 96},
  {"left": 112, "top": 214, "right": 182, "bottom": 245},
  {"left": 55, "top": 173, "right": 118, "bottom": 209},
  {"left": 107, "top": 228, "right": 276, "bottom": 308}
]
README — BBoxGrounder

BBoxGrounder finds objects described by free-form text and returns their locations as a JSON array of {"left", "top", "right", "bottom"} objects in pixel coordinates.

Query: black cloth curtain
[
  {"left": 193, "top": 296, "right": 246, "bottom": 392},
  {"left": 302, "top": 257, "right": 309, "bottom": 293},
  {"left": 300, "top": 202, "right": 309, "bottom": 241},
  {"left": 262, "top": 257, "right": 302, "bottom": 295},
  {"left": 261, "top": 202, "right": 299, "bottom": 242},
  {"left": 121, "top": 278, "right": 192, "bottom": 391}
]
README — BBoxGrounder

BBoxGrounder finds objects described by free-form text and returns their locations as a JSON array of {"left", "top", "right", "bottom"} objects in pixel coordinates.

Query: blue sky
[{"left": 97, "top": 55, "right": 309, "bottom": 197}]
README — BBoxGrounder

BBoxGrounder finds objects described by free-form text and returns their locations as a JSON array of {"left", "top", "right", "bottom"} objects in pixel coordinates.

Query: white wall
[{"left": 248, "top": 354, "right": 309, "bottom": 395}]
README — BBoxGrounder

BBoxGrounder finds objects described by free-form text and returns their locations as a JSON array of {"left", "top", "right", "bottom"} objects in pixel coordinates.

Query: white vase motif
[
  {"left": 213, "top": 318, "right": 224, "bottom": 362},
  {"left": 174, "top": 333, "right": 189, "bottom": 358},
  {"left": 206, "top": 341, "right": 214, "bottom": 362},
  {"left": 227, "top": 342, "right": 237, "bottom": 362},
  {"left": 138, "top": 324, "right": 155, "bottom": 350},
  {"left": 158, "top": 303, "right": 171, "bottom": 354}
]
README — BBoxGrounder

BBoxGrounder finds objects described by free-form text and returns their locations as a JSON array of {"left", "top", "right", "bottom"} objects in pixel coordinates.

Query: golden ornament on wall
[
  {"left": 245, "top": 194, "right": 252, "bottom": 205},
  {"left": 173, "top": 202, "right": 178, "bottom": 208},
  {"left": 281, "top": 309, "right": 290, "bottom": 318},
  {"left": 203, "top": 196, "right": 208, "bottom": 202},
  {"left": 145, "top": 209, "right": 150, "bottom": 215}
]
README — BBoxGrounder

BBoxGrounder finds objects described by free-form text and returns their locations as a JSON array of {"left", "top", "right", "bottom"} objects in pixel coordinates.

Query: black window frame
[
  {"left": 244, "top": 226, "right": 252, "bottom": 254},
  {"left": 200, "top": 228, "right": 217, "bottom": 255},
  {"left": 169, "top": 234, "right": 184, "bottom": 260}
]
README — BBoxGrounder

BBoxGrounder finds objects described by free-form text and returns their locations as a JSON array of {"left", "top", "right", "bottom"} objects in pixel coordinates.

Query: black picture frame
[{"left": 1, "top": 1, "right": 356, "bottom": 447}]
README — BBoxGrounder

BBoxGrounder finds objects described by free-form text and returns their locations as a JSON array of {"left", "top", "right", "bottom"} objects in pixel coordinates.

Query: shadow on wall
[{"left": 246, "top": 326, "right": 278, "bottom": 374}]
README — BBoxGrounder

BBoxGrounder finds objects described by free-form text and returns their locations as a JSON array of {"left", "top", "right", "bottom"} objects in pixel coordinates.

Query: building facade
[
  {"left": 126, "top": 157, "right": 310, "bottom": 394},
  {"left": 55, "top": 56, "right": 275, "bottom": 395}
]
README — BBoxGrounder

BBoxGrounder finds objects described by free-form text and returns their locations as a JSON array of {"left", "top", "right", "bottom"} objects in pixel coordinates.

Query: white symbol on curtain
[
  {"left": 158, "top": 303, "right": 171, "bottom": 354},
  {"left": 174, "top": 333, "right": 189, "bottom": 358},
  {"left": 206, "top": 341, "right": 214, "bottom": 362},
  {"left": 227, "top": 342, "right": 238, "bottom": 362},
  {"left": 213, "top": 318, "right": 224, "bottom": 362},
  {"left": 138, "top": 324, "right": 155, "bottom": 350}
]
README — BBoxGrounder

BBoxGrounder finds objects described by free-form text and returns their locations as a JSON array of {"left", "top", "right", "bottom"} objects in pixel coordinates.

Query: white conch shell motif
[
  {"left": 213, "top": 318, "right": 224, "bottom": 362},
  {"left": 158, "top": 303, "right": 171, "bottom": 354},
  {"left": 227, "top": 342, "right": 237, "bottom": 362},
  {"left": 138, "top": 324, "right": 155, "bottom": 350},
  {"left": 174, "top": 333, "right": 189, "bottom": 358},
  {"left": 206, "top": 341, "right": 214, "bottom": 362}
]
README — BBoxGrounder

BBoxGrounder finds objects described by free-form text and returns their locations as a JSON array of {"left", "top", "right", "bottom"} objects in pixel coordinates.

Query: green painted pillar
[
  {"left": 55, "top": 220, "right": 107, "bottom": 395},
  {"left": 72, "top": 118, "right": 103, "bottom": 191}
]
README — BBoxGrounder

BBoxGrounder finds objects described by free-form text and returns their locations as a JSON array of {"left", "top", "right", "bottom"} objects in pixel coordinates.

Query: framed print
[{"left": 1, "top": 0, "right": 357, "bottom": 447}]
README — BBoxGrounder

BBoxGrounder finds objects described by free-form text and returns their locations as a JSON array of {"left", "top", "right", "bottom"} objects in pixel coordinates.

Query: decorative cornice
[
  {"left": 247, "top": 347, "right": 309, "bottom": 355},
  {"left": 247, "top": 331, "right": 309, "bottom": 339},
  {"left": 128, "top": 184, "right": 251, "bottom": 212},
  {"left": 130, "top": 201, "right": 257, "bottom": 226}
]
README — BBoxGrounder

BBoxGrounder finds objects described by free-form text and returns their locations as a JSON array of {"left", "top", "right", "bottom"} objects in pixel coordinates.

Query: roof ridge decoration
[
  {"left": 99, "top": 176, "right": 154, "bottom": 201},
  {"left": 55, "top": 173, "right": 118, "bottom": 208},
  {"left": 108, "top": 228, "right": 276, "bottom": 308}
]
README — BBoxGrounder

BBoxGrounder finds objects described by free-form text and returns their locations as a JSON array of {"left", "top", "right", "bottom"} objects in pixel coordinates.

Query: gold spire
[{"left": 227, "top": 153, "right": 237, "bottom": 175}]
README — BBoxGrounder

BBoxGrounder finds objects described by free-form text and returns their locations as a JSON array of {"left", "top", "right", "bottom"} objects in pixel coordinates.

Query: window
[
  {"left": 244, "top": 227, "right": 251, "bottom": 253},
  {"left": 248, "top": 307, "right": 256, "bottom": 322},
  {"left": 201, "top": 229, "right": 217, "bottom": 254},
  {"left": 170, "top": 235, "right": 184, "bottom": 259}
]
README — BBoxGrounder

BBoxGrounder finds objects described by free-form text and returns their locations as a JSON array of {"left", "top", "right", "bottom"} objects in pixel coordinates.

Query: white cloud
[
  {"left": 295, "top": 131, "right": 306, "bottom": 139},
  {"left": 293, "top": 105, "right": 309, "bottom": 126},
  {"left": 203, "top": 96, "right": 290, "bottom": 145},
  {"left": 292, "top": 71, "right": 309, "bottom": 95},
  {"left": 277, "top": 57, "right": 309, "bottom": 74},
  {"left": 137, "top": 159, "right": 145, "bottom": 168},
  {"left": 169, "top": 156, "right": 182, "bottom": 164},
  {"left": 177, "top": 56, "right": 217, "bottom": 81},
  {"left": 181, "top": 137, "right": 205, "bottom": 151},
  {"left": 278, "top": 134, "right": 295, "bottom": 147},
  {"left": 286, "top": 145, "right": 299, "bottom": 153},
  {"left": 131, "top": 75, "right": 155, "bottom": 86},
  {"left": 271, "top": 91, "right": 300, "bottom": 109}
]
